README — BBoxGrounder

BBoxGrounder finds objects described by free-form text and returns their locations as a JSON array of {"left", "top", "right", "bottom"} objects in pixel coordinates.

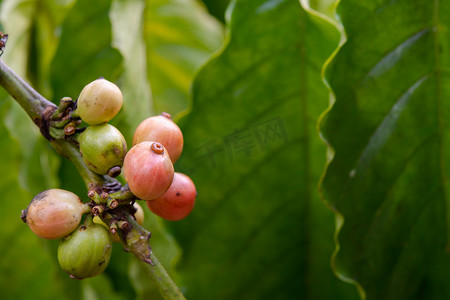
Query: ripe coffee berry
[
  {"left": 77, "top": 78, "right": 123, "bottom": 125},
  {"left": 123, "top": 141, "right": 174, "bottom": 200},
  {"left": 23, "top": 189, "right": 89, "bottom": 239},
  {"left": 133, "top": 113, "right": 183, "bottom": 163},
  {"left": 147, "top": 172, "right": 196, "bottom": 221},
  {"left": 58, "top": 220, "right": 112, "bottom": 279},
  {"left": 78, "top": 124, "right": 127, "bottom": 176}
]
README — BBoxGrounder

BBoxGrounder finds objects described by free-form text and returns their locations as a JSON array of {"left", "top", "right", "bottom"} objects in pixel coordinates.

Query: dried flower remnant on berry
[{"left": 151, "top": 142, "right": 165, "bottom": 154}]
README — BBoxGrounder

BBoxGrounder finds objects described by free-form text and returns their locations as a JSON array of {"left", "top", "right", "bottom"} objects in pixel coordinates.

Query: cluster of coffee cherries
[{"left": 21, "top": 78, "right": 197, "bottom": 279}]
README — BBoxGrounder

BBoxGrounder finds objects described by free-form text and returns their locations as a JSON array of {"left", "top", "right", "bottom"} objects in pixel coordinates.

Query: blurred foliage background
[
  {"left": 0, "top": 0, "right": 350, "bottom": 299},
  {"left": 1, "top": 0, "right": 448, "bottom": 299}
]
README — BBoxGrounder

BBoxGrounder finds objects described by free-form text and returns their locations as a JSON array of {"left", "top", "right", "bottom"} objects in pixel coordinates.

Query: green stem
[
  {"left": 0, "top": 60, "right": 55, "bottom": 122},
  {"left": 123, "top": 214, "right": 186, "bottom": 300},
  {"left": 49, "top": 138, "right": 104, "bottom": 189},
  {"left": 108, "top": 184, "right": 137, "bottom": 201},
  {"left": 0, "top": 58, "right": 185, "bottom": 300},
  {"left": 142, "top": 252, "right": 186, "bottom": 300}
]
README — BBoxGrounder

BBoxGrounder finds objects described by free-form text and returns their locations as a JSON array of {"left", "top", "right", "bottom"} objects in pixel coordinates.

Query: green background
[{"left": 0, "top": 0, "right": 448, "bottom": 299}]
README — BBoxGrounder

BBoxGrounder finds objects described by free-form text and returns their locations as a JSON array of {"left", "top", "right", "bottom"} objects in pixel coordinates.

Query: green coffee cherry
[
  {"left": 58, "top": 220, "right": 112, "bottom": 279},
  {"left": 77, "top": 78, "right": 123, "bottom": 125},
  {"left": 79, "top": 124, "right": 127, "bottom": 177}
]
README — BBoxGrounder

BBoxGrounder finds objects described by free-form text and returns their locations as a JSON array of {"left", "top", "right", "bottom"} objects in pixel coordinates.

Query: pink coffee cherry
[
  {"left": 23, "top": 189, "right": 89, "bottom": 239},
  {"left": 123, "top": 141, "right": 174, "bottom": 200},
  {"left": 133, "top": 112, "right": 183, "bottom": 163}
]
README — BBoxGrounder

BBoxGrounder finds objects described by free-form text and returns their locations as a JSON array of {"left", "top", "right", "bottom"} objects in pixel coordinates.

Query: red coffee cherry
[
  {"left": 123, "top": 141, "right": 174, "bottom": 200},
  {"left": 132, "top": 113, "right": 183, "bottom": 163},
  {"left": 23, "top": 189, "right": 89, "bottom": 239},
  {"left": 147, "top": 172, "right": 196, "bottom": 221},
  {"left": 77, "top": 78, "right": 123, "bottom": 125}
]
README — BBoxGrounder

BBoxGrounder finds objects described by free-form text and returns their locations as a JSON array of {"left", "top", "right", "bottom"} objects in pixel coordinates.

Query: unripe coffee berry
[
  {"left": 123, "top": 141, "right": 174, "bottom": 200},
  {"left": 133, "top": 202, "right": 145, "bottom": 225},
  {"left": 23, "top": 189, "right": 89, "bottom": 239},
  {"left": 77, "top": 78, "right": 123, "bottom": 125},
  {"left": 147, "top": 172, "right": 196, "bottom": 221},
  {"left": 79, "top": 124, "right": 127, "bottom": 176},
  {"left": 58, "top": 220, "right": 112, "bottom": 279},
  {"left": 133, "top": 113, "right": 184, "bottom": 163}
]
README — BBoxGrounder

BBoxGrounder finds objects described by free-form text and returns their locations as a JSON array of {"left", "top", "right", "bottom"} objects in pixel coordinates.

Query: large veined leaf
[
  {"left": 172, "top": 0, "right": 358, "bottom": 298},
  {"left": 144, "top": 0, "right": 223, "bottom": 115},
  {"left": 320, "top": 0, "right": 450, "bottom": 299}
]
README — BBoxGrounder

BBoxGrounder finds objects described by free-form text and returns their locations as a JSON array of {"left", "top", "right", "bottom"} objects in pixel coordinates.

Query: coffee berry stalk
[{"left": 0, "top": 58, "right": 186, "bottom": 299}]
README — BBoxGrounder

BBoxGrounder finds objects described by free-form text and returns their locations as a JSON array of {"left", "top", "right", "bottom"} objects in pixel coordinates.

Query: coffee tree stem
[
  {"left": 49, "top": 138, "right": 105, "bottom": 188},
  {"left": 0, "top": 59, "right": 185, "bottom": 300}
]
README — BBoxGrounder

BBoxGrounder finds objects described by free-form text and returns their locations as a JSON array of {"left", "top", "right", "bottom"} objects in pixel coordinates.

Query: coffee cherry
[
  {"left": 123, "top": 141, "right": 174, "bottom": 200},
  {"left": 147, "top": 172, "right": 196, "bottom": 221},
  {"left": 58, "top": 220, "right": 112, "bottom": 279},
  {"left": 23, "top": 189, "right": 89, "bottom": 239},
  {"left": 132, "top": 113, "right": 183, "bottom": 163},
  {"left": 79, "top": 124, "right": 127, "bottom": 176},
  {"left": 77, "top": 78, "right": 123, "bottom": 125},
  {"left": 133, "top": 202, "right": 144, "bottom": 225}
]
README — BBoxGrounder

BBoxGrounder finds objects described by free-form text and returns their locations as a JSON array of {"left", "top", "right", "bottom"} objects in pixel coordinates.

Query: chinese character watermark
[{"left": 177, "top": 116, "right": 289, "bottom": 174}]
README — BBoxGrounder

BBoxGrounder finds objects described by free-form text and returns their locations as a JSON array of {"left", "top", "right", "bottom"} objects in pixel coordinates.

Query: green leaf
[
  {"left": 1, "top": 0, "right": 76, "bottom": 96},
  {"left": 308, "top": 0, "right": 337, "bottom": 20},
  {"left": 49, "top": 0, "right": 122, "bottom": 102},
  {"left": 4, "top": 103, "right": 60, "bottom": 195},
  {"left": 320, "top": 0, "right": 450, "bottom": 299},
  {"left": 0, "top": 0, "right": 41, "bottom": 75},
  {"left": 172, "top": 0, "right": 357, "bottom": 298},
  {"left": 201, "top": 0, "right": 231, "bottom": 22},
  {"left": 143, "top": 0, "right": 224, "bottom": 115}
]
